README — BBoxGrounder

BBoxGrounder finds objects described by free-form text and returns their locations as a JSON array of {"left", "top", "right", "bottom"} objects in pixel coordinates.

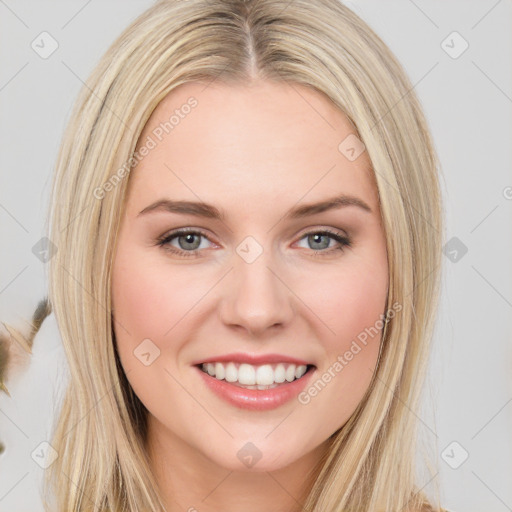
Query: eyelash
[{"left": 156, "top": 227, "right": 352, "bottom": 259}]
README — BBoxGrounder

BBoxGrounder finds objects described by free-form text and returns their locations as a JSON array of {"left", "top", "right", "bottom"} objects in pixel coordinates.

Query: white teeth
[
  {"left": 274, "top": 363, "right": 286, "bottom": 383},
  {"left": 200, "top": 361, "right": 309, "bottom": 385},
  {"left": 225, "top": 362, "right": 238, "bottom": 383},
  {"left": 285, "top": 365, "right": 296, "bottom": 382},
  {"left": 238, "top": 363, "right": 256, "bottom": 385},
  {"left": 215, "top": 362, "right": 225, "bottom": 380},
  {"left": 256, "top": 364, "right": 274, "bottom": 386}
]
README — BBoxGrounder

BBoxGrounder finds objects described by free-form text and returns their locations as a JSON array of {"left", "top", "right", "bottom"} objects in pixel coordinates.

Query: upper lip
[{"left": 192, "top": 353, "right": 315, "bottom": 367}]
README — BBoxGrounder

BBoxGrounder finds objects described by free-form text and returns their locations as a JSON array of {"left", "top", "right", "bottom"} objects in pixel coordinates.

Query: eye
[
  {"left": 156, "top": 227, "right": 351, "bottom": 258},
  {"left": 295, "top": 229, "right": 351, "bottom": 257},
  {"left": 157, "top": 228, "right": 214, "bottom": 258}
]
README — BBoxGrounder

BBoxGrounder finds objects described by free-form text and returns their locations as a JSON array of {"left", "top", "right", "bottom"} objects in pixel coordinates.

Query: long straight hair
[{"left": 43, "top": 0, "right": 444, "bottom": 510}]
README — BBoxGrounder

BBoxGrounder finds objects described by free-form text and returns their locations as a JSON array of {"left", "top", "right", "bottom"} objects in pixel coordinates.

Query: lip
[
  {"left": 194, "top": 364, "right": 316, "bottom": 411},
  {"left": 191, "top": 352, "right": 313, "bottom": 366}
]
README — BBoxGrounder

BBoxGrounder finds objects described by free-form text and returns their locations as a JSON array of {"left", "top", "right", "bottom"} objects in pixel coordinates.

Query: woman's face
[{"left": 111, "top": 80, "right": 388, "bottom": 473}]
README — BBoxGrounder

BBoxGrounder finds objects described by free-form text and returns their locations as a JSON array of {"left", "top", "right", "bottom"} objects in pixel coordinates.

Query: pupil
[
  {"left": 180, "top": 233, "right": 200, "bottom": 250},
  {"left": 310, "top": 233, "right": 328, "bottom": 250}
]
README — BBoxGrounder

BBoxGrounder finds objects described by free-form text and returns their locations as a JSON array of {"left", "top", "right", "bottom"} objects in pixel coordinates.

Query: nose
[{"left": 218, "top": 248, "right": 294, "bottom": 336}]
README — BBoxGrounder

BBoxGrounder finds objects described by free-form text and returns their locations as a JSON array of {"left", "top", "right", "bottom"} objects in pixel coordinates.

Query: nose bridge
[{"left": 219, "top": 235, "right": 293, "bottom": 334}]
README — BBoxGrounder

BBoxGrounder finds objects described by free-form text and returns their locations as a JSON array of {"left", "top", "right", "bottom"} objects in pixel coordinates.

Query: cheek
[
  {"left": 115, "top": 241, "right": 208, "bottom": 319},
  {"left": 110, "top": 246, "right": 208, "bottom": 415},
  {"left": 111, "top": 246, "right": 201, "bottom": 365},
  {"left": 303, "top": 246, "right": 388, "bottom": 342},
  {"left": 324, "top": 266, "right": 387, "bottom": 348},
  {"left": 299, "top": 252, "right": 388, "bottom": 411}
]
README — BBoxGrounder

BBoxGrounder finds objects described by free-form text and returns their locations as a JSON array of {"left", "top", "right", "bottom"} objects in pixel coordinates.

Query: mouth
[
  {"left": 194, "top": 361, "right": 317, "bottom": 390},
  {"left": 193, "top": 360, "right": 317, "bottom": 411}
]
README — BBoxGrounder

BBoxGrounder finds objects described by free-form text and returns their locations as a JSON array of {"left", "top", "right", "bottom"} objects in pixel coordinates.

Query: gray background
[{"left": 1, "top": 1, "right": 511, "bottom": 511}]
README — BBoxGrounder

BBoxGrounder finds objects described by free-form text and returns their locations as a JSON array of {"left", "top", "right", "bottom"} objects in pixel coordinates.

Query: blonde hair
[{"left": 40, "top": 0, "right": 445, "bottom": 510}]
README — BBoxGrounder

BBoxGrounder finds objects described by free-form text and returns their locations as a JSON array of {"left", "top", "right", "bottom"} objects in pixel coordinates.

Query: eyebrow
[{"left": 137, "top": 194, "right": 372, "bottom": 220}]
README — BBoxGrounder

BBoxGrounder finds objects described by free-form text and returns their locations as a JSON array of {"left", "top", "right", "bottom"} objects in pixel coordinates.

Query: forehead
[{"left": 127, "top": 80, "right": 377, "bottom": 214}]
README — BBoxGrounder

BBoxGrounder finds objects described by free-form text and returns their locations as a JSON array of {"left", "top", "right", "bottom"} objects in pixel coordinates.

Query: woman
[{"left": 1, "top": 0, "right": 445, "bottom": 510}]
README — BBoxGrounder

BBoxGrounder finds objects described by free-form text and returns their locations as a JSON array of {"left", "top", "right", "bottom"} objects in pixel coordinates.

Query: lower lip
[{"left": 194, "top": 365, "right": 316, "bottom": 411}]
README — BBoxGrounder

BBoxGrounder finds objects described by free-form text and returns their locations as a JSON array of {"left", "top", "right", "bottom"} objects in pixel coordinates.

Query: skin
[{"left": 111, "top": 79, "right": 389, "bottom": 512}]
